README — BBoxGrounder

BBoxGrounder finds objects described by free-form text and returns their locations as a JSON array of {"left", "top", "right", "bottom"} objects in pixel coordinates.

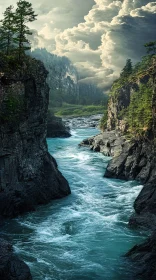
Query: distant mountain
[
  {"left": 31, "top": 48, "right": 79, "bottom": 106},
  {"left": 78, "top": 82, "right": 107, "bottom": 105},
  {"left": 31, "top": 48, "right": 108, "bottom": 107}
]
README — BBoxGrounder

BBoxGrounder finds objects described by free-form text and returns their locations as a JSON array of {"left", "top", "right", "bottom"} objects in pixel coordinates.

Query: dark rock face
[
  {"left": 80, "top": 127, "right": 156, "bottom": 277},
  {"left": 105, "top": 141, "right": 151, "bottom": 181},
  {"left": 47, "top": 113, "right": 71, "bottom": 138},
  {"left": 107, "top": 85, "right": 132, "bottom": 132},
  {"left": 125, "top": 233, "right": 156, "bottom": 280},
  {"left": 0, "top": 238, "right": 32, "bottom": 280},
  {"left": 102, "top": 68, "right": 156, "bottom": 278},
  {"left": 104, "top": 70, "right": 156, "bottom": 231},
  {"left": 0, "top": 57, "right": 71, "bottom": 218},
  {"left": 79, "top": 64, "right": 156, "bottom": 277},
  {"left": 79, "top": 130, "right": 126, "bottom": 157},
  {"left": 105, "top": 140, "right": 156, "bottom": 229}
]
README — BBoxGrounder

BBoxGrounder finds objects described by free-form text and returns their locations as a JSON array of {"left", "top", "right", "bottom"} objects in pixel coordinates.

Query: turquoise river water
[{"left": 1, "top": 127, "right": 145, "bottom": 280}]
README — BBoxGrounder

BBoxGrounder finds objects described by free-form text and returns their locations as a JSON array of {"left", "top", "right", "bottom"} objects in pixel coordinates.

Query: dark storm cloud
[
  {"left": 55, "top": 0, "right": 156, "bottom": 89},
  {"left": 1, "top": 0, "right": 156, "bottom": 89}
]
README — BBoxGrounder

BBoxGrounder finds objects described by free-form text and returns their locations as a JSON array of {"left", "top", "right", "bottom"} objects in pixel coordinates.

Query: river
[{"left": 1, "top": 126, "right": 145, "bottom": 280}]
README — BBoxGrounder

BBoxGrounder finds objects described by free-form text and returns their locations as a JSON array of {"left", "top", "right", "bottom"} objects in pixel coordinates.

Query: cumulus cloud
[
  {"left": 54, "top": 0, "right": 156, "bottom": 89},
  {"left": 0, "top": 0, "right": 156, "bottom": 90}
]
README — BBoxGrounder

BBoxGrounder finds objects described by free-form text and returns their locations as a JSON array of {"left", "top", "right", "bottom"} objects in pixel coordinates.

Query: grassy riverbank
[{"left": 50, "top": 103, "right": 105, "bottom": 117}]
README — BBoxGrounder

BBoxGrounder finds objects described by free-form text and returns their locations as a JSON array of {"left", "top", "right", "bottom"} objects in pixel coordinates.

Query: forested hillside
[
  {"left": 101, "top": 53, "right": 156, "bottom": 139},
  {"left": 31, "top": 48, "right": 108, "bottom": 110},
  {"left": 78, "top": 82, "right": 107, "bottom": 105},
  {"left": 31, "top": 48, "right": 79, "bottom": 106}
]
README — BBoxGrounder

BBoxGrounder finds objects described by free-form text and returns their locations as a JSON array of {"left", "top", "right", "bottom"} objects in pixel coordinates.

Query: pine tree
[
  {"left": 120, "top": 59, "right": 133, "bottom": 78},
  {"left": 0, "top": 5, "right": 15, "bottom": 55},
  {"left": 144, "top": 41, "right": 156, "bottom": 55},
  {"left": 14, "top": 0, "right": 37, "bottom": 60}
]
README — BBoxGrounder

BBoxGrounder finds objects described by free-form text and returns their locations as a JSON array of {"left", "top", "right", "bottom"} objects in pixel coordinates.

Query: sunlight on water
[{"left": 1, "top": 127, "right": 145, "bottom": 280}]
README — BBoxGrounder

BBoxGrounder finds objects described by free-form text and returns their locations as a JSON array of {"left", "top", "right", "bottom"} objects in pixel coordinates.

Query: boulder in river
[
  {"left": 0, "top": 238, "right": 32, "bottom": 280},
  {"left": 47, "top": 112, "right": 71, "bottom": 138},
  {"left": 79, "top": 130, "right": 126, "bottom": 157}
]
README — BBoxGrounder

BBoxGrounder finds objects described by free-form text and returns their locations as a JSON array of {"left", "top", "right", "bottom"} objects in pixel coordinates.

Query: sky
[{"left": 0, "top": 0, "right": 156, "bottom": 90}]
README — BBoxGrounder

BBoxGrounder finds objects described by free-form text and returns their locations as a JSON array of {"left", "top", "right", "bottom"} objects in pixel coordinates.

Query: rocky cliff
[
  {"left": 0, "top": 238, "right": 32, "bottom": 280},
  {"left": 80, "top": 55, "right": 156, "bottom": 278},
  {"left": 0, "top": 55, "right": 70, "bottom": 218},
  {"left": 104, "top": 57, "right": 156, "bottom": 279},
  {"left": 106, "top": 71, "right": 154, "bottom": 135},
  {"left": 105, "top": 57, "right": 156, "bottom": 228},
  {"left": 47, "top": 111, "right": 71, "bottom": 138}
]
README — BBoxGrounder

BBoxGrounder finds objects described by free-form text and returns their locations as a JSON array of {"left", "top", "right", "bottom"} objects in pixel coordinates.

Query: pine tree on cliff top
[
  {"left": 144, "top": 41, "right": 156, "bottom": 55},
  {"left": 120, "top": 59, "right": 133, "bottom": 78},
  {"left": 14, "top": 0, "right": 37, "bottom": 60},
  {"left": 0, "top": 5, "right": 15, "bottom": 55}
]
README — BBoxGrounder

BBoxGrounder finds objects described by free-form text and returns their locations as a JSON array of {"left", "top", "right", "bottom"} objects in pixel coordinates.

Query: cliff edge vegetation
[
  {"left": 100, "top": 51, "right": 156, "bottom": 140},
  {"left": 101, "top": 43, "right": 156, "bottom": 279}
]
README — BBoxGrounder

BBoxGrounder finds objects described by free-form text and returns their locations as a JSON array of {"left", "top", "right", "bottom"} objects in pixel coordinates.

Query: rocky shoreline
[
  {"left": 0, "top": 238, "right": 32, "bottom": 280},
  {"left": 80, "top": 128, "right": 156, "bottom": 279},
  {"left": 79, "top": 130, "right": 126, "bottom": 157},
  {"left": 104, "top": 139, "right": 156, "bottom": 230},
  {"left": 47, "top": 113, "right": 103, "bottom": 138},
  {"left": 125, "top": 233, "right": 156, "bottom": 280},
  {"left": 47, "top": 112, "right": 71, "bottom": 138},
  {"left": 79, "top": 57, "right": 156, "bottom": 279},
  {"left": 63, "top": 114, "right": 102, "bottom": 129}
]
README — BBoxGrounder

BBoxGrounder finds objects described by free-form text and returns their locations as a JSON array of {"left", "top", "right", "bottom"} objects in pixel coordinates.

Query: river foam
[{"left": 1, "top": 127, "right": 145, "bottom": 280}]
